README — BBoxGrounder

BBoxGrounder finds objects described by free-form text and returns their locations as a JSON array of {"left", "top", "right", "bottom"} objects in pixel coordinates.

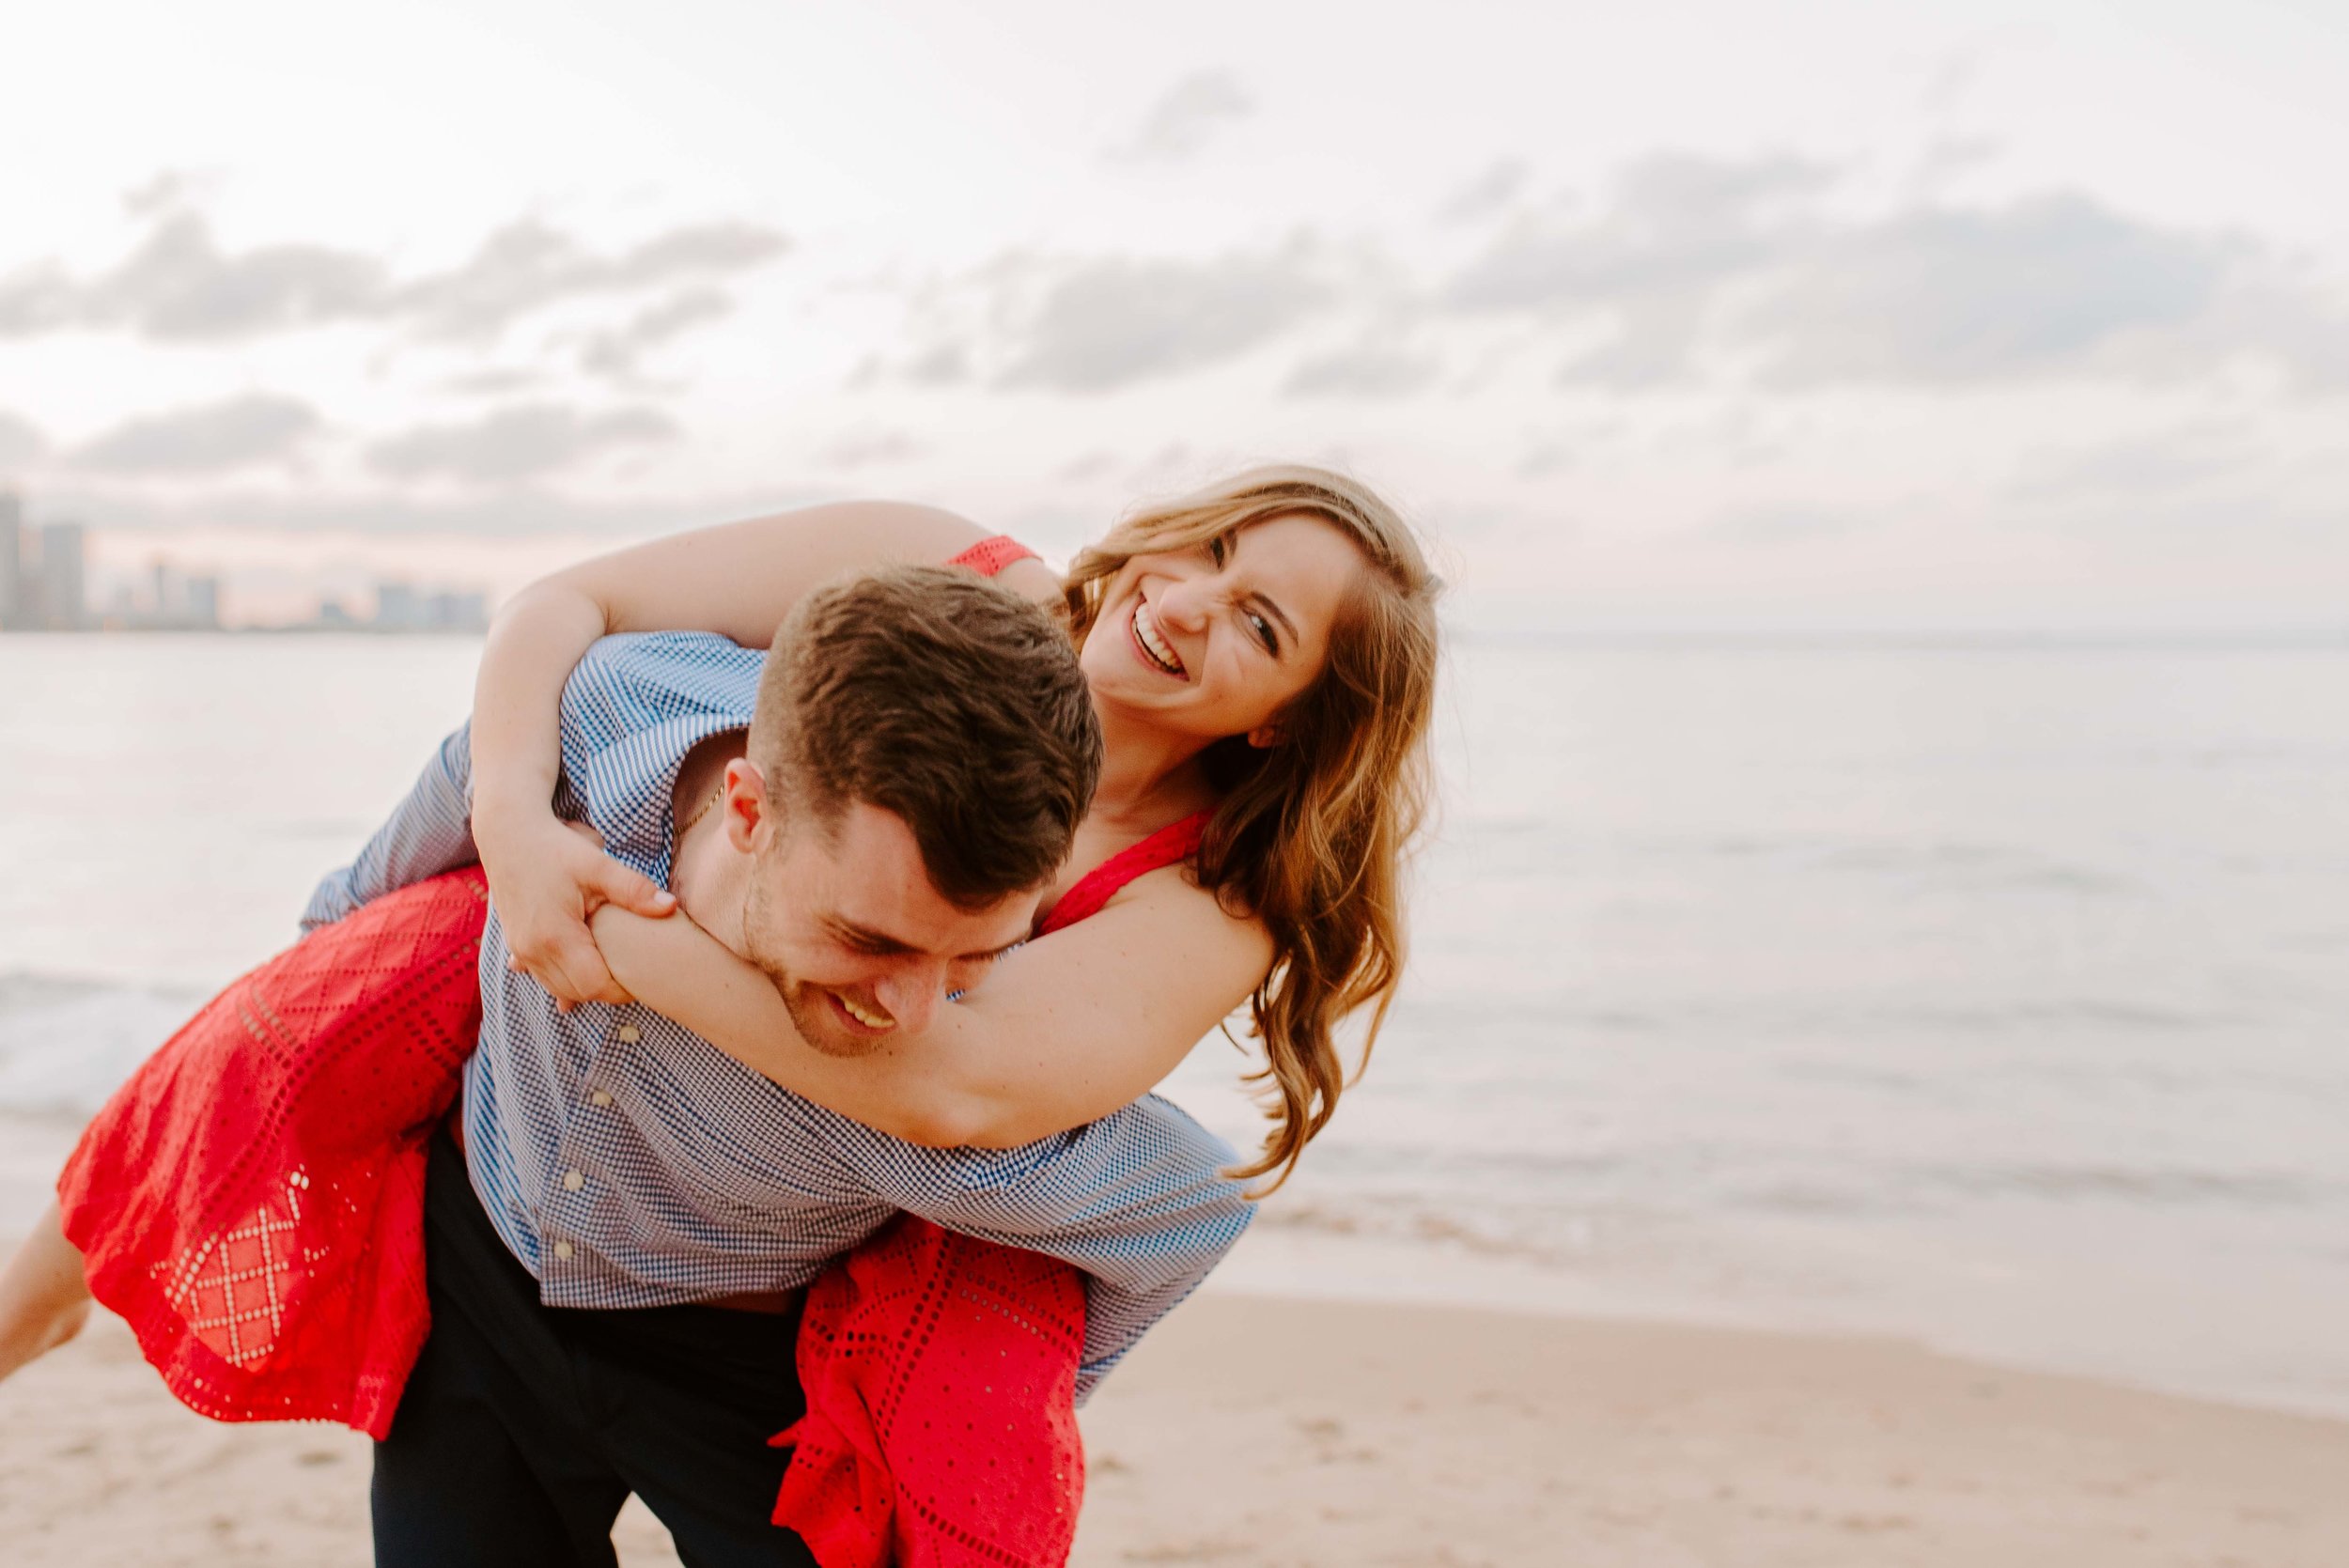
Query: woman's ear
[{"left": 1246, "top": 723, "right": 1281, "bottom": 750}]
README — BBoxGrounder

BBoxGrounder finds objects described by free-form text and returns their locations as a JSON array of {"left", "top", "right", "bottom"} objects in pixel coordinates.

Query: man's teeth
[
  {"left": 839, "top": 995, "right": 893, "bottom": 1030},
  {"left": 1134, "top": 603, "right": 1184, "bottom": 675}
]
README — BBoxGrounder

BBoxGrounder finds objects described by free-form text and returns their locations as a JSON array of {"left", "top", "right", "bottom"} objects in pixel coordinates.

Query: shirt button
[
  {"left": 589, "top": 1089, "right": 614, "bottom": 1108},
  {"left": 552, "top": 1240, "right": 574, "bottom": 1262},
  {"left": 562, "top": 1170, "right": 584, "bottom": 1191},
  {"left": 616, "top": 1024, "right": 641, "bottom": 1044}
]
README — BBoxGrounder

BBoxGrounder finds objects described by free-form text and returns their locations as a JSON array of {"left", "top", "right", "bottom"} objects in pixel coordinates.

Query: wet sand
[{"left": 1, "top": 1294, "right": 2343, "bottom": 1565}]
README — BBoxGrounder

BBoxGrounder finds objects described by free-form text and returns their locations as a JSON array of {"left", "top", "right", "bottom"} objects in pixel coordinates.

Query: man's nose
[{"left": 874, "top": 961, "right": 946, "bottom": 1034}]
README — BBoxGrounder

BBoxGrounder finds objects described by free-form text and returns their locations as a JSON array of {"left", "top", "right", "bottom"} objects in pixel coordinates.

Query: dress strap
[
  {"left": 944, "top": 535, "right": 1040, "bottom": 579},
  {"left": 1037, "top": 811, "right": 1213, "bottom": 936}
]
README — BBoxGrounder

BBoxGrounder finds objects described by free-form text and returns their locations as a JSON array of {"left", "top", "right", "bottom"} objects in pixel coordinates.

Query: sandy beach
[{"left": 3, "top": 1292, "right": 2343, "bottom": 1567}]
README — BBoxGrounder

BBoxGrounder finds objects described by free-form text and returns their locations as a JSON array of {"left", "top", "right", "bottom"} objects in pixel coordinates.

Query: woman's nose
[{"left": 1155, "top": 579, "right": 1210, "bottom": 631}]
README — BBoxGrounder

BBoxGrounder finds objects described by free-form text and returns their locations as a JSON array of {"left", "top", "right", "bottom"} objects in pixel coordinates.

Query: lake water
[{"left": 2, "top": 631, "right": 2344, "bottom": 1417}]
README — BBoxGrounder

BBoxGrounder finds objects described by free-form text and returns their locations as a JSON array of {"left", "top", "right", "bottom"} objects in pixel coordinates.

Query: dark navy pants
[{"left": 372, "top": 1132, "right": 819, "bottom": 1568}]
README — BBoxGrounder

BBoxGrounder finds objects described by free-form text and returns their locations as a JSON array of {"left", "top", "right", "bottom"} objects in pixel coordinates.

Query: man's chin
[{"left": 784, "top": 986, "right": 894, "bottom": 1059}]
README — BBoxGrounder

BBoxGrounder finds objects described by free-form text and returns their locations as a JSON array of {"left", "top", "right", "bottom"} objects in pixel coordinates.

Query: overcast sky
[{"left": 4, "top": 0, "right": 2345, "bottom": 629}]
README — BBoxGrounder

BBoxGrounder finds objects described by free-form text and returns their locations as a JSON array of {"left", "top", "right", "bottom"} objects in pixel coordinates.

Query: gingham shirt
[{"left": 303, "top": 632, "right": 1252, "bottom": 1396}]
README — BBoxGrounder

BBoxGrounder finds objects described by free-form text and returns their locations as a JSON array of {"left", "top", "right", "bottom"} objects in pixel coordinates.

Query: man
[{"left": 304, "top": 566, "right": 1252, "bottom": 1565}]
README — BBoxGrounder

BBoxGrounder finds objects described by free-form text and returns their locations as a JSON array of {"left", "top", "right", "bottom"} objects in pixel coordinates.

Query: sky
[{"left": 2, "top": 0, "right": 2345, "bottom": 630}]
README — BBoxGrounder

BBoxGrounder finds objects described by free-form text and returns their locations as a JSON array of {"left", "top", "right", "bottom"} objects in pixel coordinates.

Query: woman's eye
[
  {"left": 1248, "top": 613, "right": 1277, "bottom": 653},
  {"left": 1206, "top": 536, "right": 1227, "bottom": 566}
]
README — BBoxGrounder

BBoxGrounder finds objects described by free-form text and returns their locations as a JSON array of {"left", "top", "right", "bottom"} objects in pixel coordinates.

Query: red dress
[{"left": 55, "top": 537, "right": 1215, "bottom": 1568}]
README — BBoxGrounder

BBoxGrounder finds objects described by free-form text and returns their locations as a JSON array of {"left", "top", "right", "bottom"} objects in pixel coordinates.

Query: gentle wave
[{"left": 0, "top": 973, "right": 202, "bottom": 1120}]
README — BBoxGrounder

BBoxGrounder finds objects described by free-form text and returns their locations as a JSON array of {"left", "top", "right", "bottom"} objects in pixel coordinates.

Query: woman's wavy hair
[{"left": 1062, "top": 465, "right": 1441, "bottom": 1189}]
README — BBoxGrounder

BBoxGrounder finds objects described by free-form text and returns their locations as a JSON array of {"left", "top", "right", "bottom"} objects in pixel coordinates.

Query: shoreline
[
  {"left": 2, "top": 1293, "right": 2343, "bottom": 1565},
  {"left": 5, "top": 1105, "right": 2343, "bottom": 1433}
]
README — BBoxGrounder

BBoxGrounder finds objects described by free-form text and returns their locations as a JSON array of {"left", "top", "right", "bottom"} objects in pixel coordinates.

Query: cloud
[
  {"left": 1748, "top": 195, "right": 2232, "bottom": 385},
  {"left": 71, "top": 394, "right": 320, "bottom": 474},
  {"left": 0, "top": 204, "right": 787, "bottom": 349},
  {"left": 1282, "top": 344, "right": 1442, "bottom": 398},
  {"left": 0, "top": 213, "right": 386, "bottom": 341},
  {"left": 996, "top": 246, "right": 1333, "bottom": 391},
  {"left": 397, "top": 220, "right": 785, "bottom": 343},
  {"left": 1447, "top": 154, "right": 1830, "bottom": 318},
  {"left": 1437, "top": 160, "right": 1529, "bottom": 224},
  {"left": 28, "top": 481, "right": 833, "bottom": 540},
  {"left": 902, "top": 341, "right": 971, "bottom": 386},
  {"left": 0, "top": 410, "right": 47, "bottom": 468},
  {"left": 1440, "top": 152, "right": 2349, "bottom": 393},
  {"left": 366, "top": 403, "right": 678, "bottom": 484},
  {"left": 2005, "top": 425, "right": 2263, "bottom": 506},
  {"left": 814, "top": 427, "right": 926, "bottom": 469},
  {"left": 1112, "top": 70, "right": 1253, "bottom": 162},
  {"left": 581, "top": 286, "right": 735, "bottom": 378}
]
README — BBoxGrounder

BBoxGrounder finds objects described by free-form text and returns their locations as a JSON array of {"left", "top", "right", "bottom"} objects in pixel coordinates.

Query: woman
[
  {"left": 469, "top": 474, "right": 1433, "bottom": 1170},
  {"left": 0, "top": 465, "right": 1438, "bottom": 1549}
]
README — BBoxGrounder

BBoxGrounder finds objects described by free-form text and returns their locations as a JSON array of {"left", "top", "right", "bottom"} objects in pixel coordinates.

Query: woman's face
[{"left": 1082, "top": 511, "right": 1368, "bottom": 745}]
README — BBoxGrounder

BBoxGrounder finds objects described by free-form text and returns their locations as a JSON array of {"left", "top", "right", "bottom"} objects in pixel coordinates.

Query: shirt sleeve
[
  {"left": 301, "top": 721, "right": 480, "bottom": 931},
  {"left": 814, "top": 1094, "right": 1254, "bottom": 1400}
]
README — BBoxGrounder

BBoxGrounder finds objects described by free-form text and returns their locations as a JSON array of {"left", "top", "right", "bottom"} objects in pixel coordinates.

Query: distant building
[
  {"left": 38, "top": 521, "right": 86, "bottom": 630},
  {"left": 427, "top": 589, "right": 490, "bottom": 632},
  {"left": 364, "top": 580, "right": 486, "bottom": 633},
  {"left": 0, "top": 491, "right": 21, "bottom": 630},
  {"left": 374, "top": 581, "right": 422, "bottom": 630},
  {"left": 186, "top": 576, "right": 221, "bottom": 629}
]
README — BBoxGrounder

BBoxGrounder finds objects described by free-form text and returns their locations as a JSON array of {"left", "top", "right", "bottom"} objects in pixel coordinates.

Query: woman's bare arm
[
  {"left": 588, "top": 873, "right": 1274, "bottom": 1146},
  {"left": 467, "top": 501, "right": 1015, "bottom": 1004}
]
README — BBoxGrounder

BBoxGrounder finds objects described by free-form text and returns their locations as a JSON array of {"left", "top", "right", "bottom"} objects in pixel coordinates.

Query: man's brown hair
[{"left": 746, "top": 564, "right": 1101, "bottom": 907}]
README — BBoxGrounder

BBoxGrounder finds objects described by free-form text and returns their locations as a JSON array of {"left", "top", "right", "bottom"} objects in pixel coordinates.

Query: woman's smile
[{"left": 1128, "top": 597, "right": 1189, "bottom": 678}]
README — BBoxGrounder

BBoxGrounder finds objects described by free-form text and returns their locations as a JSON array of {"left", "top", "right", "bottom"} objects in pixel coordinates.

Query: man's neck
[{"left": 666, "top": 729, "right": 752, "bottom": 955}]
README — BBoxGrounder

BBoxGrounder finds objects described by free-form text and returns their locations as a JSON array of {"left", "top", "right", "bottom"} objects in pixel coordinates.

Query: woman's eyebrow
[{"left": 1252, "top": 591, "right": 1299, "bottom": 645}]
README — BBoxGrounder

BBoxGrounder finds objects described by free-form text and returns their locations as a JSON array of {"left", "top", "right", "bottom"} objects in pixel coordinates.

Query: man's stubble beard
[{"left": 739, "top": 860, "right": 889, "bottom": 1061}]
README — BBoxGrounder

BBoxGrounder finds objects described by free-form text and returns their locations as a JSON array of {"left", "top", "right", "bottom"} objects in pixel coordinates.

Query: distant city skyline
[
  {"left": 1, "top": 3, "right": 2344, "bottom": 633},
  {"left": 0, "top": 489, "right": 489, "bottom": 632}
]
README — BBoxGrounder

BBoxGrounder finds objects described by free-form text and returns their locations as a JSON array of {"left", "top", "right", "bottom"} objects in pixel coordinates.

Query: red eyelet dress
[{"left": 54, "top": 536, "right": 1213, "bottom": 1568}]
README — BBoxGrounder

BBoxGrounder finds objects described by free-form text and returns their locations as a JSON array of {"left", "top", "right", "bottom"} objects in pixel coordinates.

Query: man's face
[{"left": 736, "top": 792, "right": 1041, "bottom": 1055}]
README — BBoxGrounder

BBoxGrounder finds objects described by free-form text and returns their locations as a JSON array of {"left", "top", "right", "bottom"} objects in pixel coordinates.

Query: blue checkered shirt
[{"left": 303, "top": 631, "right": 1252, "bottom": 1396}]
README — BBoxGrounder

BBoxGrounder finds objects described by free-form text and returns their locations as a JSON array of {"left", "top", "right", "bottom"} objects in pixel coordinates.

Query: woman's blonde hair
[{"left": 1063, "top": 465, "right": 1441, "bottom": 1189}]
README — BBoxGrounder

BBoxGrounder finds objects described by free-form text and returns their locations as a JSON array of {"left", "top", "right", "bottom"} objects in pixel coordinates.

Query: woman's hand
[{"left": 477, "top": 811, "right": 677, "bottom": 1009}]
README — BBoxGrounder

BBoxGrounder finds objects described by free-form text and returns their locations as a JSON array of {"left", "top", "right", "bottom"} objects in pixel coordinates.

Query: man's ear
[{"left": 723, "top": 758, "right": 771, "bottom": 848}]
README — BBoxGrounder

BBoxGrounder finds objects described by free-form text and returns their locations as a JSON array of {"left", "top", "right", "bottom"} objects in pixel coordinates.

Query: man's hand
[{"left": 479, "top": 813, "right": 676, "bottom": 1010}]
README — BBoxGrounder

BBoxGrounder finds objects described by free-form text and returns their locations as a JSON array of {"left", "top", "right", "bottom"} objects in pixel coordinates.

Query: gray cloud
[
  {"left": 1442, "top": 152, "right": 2349, "bottom": 393},
  {"left": 1750, "top": 196, "right": 2232, "bottom": 385},
  {"left": 1437, "top": 160, "right": 1529, "bottom": 224},
  {"left": 1282, "top": 344, "right": 1443, "bottom": 399},
  {"left": 29, "top": 481, "right": 832, "bottom": 540},
  {"left": 399, "top": 221, "right": 785, "bottom": 343},
  {"left": 0, "top": 203, "right": 786, "bottom": 349},
  {"left": 902, "top": 341, "right": 971, "bottom": 386},
  {"left": 0, "top": 214, "right": 386, "bottom": 342},
  {"left": 1112, "top": 70, "right": 1253, "bottom": 163},
  {"left": 998, "top": 247, "right": 1332, "bottom": 391},
  {"left": 2005, "top": 425, "right": 2263, "bottom": 506},
  {"left": 441, "top": 368, "right": 547, "bottom": 398},
  {"left": 0, "top": 410, "right": 47, "bottom": 468},
  {"left": 72, "top": 394, "right": 320, "bottom": 474},
  {"left": 1447, "top": 154, "right": 1830, "bottom": 318},
  {"left": 814, "top": 427, "right": 926, "bottom": 469},
  {"left": 581, "top": 287, "right": 735, "bottom": 379},
  {"left": 366, "top": 403, "right": 678, "bottom": 484}
]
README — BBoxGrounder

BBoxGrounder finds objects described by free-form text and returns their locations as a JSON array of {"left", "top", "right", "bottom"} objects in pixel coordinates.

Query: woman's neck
[{"left": 1088, "top": 701, "right": 1221, "bottom": 832}]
